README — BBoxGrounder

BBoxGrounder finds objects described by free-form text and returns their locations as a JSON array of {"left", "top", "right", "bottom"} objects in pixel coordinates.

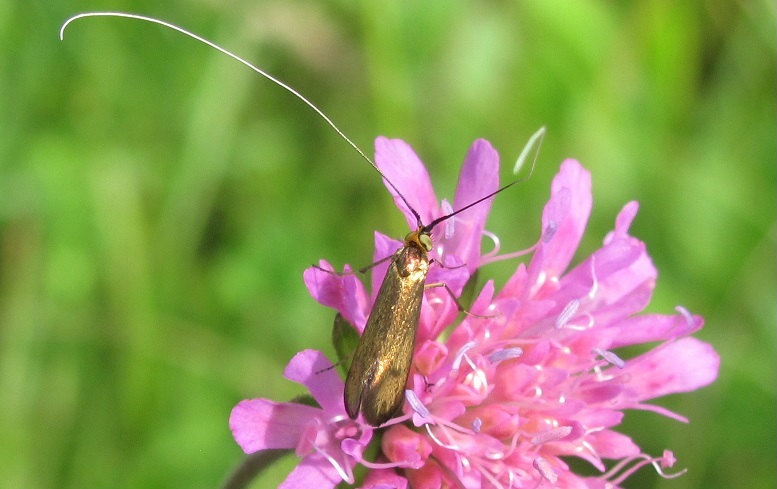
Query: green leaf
[{"left": 331, "top": 313, "right": 360, "bottom": 376}]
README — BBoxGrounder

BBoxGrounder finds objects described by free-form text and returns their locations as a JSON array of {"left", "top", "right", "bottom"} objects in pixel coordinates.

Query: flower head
[{"left": 232, "top": 137, "right": 719, "bottom": 489}]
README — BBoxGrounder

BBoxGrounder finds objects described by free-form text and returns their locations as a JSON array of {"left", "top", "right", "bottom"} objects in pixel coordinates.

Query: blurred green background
[{"left": 1, "top": 1, "right": 774, "bottom": 488}]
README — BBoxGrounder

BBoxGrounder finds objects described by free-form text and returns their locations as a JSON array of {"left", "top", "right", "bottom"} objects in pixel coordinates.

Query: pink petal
[
  {"left": 361, "top": 468, "right": 409, "bottom": 489},
  {"left": 279, "top": 452, "right": 342, "bottom": 489},
  {"left": 458, "top": 404, "right": 521, "bottom": 439},
  {"left": 550, "top": 232, "right": 657, "bottom": 328},
  {"left": 229, "top": 399, "right": 319, "bottom": 453},
  {"left": 375, "top": 137, "right": 439, "bottom": 229},
  {"left": 383, "top": 424, "right": 433, "bottom": 467},
  {"left": 407, "top": 459, "right": 445, "bottom": 489},
  {"left": 446, "top": 139, "right": 499, "bottom": 268},
  {"left": 413, "top": 340, "right": 449, "bottom": 376},
  {"left": 469, "top": 279, "right": 496, "bottom": 316},
  {"left": 343, "top": 276, "right": 370, "bottom": 332},
  {"left": 567, "top": 202, "right": 657, "bottom": 325},
  {"left": 587, "top": 429, "right": 640, "bottom": 459},
  {"left": 418, "top": 292, "right": 459, "bottom": 344},
  {"left": 609, "top": 312, "right": 704, "bottom": 348},
  {"left": 425, "top": 252, "right": 470, "bottom": 293},
  {"left": 588, "top": 247, "right": 656, "bottom": 324},
  {"left": 604, "top": 201, "right": 639, "bottom": 243},
  {"left": 581, "top": 477, "right": 624, "bottom": 489},
  {"left": 560, "top": 236, "right": 652, "bottom": 300},
  {"left": 491, "top": 363, "right": 540, "bottom": 401},
  {"left": 553, "top": 444, "right": 609, "bottom": 473},
  {"left": 283, "top": 350, "right": 345, "bottom": 413},
  {"left": 576, "top": 409, "right": 625, "bottom": 430},
  {"left": 418, "top": 268, "right": 472, "bottom": 342},
  {"left": 623, "top": 337, "right": 720, "bottom": 401},
  {"left": 370, "top": 232, "right": 403, "bottom": 301},
  {"left": 526, "top": 159, "right": 592, "bottom": 289},
  {"left": 498, "top": 263, "right": 528, "bottom": 299},
  {"left": 578, "top": 383, "right": 624, "bottom": 405},
  {"left": 304, "top": 262, "right": 369, "bottom": 331}
]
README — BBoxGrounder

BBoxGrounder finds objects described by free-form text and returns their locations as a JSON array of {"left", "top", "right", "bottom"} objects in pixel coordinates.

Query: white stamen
[
  {"left": 533, "top": 457, "right": 558, "bottom": 484},
  {"left": 593, "top": 348, "right": 625, "bottom": 369},
  {"left": 555, "top": 299, "right": 580, "bottom": 329},
  {"left": 405, "top": 390, "right": 431, "bottom": 419},
  {"left": 312, "top": 443, "right": 354, "bottom": 484},
  {"left": 481, "top": 229, "right": 502, "bottom": 259},
  {"left": 488, "top": 347, "right": 524, "bottom": 363},
  {"left": 424, "top": 424, "right": 460, "bottom": 450},
  {"left": 530, "top": 426, "right": 573, "bottom": 445},
  {"left": 675, "top": 305, "right": 694, "bottom": 326},
  {"left": 655, "top": 465, "right": 688, "bottom": 479},
  {"left": 603, "top": 451, "right": 689, "bottom": 487},
  {"left": 452, "top": 341, "right": 477, "bottom": 370}
]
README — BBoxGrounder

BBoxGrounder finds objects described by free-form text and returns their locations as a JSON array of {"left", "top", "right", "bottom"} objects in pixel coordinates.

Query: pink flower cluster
[{"left": 230, "top": 138, "right": 719, "bottom": 489}]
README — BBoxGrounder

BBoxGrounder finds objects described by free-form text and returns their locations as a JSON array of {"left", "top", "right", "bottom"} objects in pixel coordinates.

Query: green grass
[{"left": 1, "top": 1, "right": 774, "bottom": 488}]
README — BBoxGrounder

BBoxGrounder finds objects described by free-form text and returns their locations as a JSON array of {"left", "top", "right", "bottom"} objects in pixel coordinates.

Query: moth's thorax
[{"left": 394, "top": 241, "right": 430, "bottom": 281}]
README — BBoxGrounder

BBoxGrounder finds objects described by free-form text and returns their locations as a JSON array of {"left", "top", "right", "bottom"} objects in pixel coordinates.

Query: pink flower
[
  {"left": 230, "top": 349, "right": 375, "bottom": 488},
  {"left": 234, "top": 137, "right": 720, "bottom": 489}
]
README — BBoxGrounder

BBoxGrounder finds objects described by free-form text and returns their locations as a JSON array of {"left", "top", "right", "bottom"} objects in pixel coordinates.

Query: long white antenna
[{"left": 60, "top": 12, "right": 422, "bottom": 223}]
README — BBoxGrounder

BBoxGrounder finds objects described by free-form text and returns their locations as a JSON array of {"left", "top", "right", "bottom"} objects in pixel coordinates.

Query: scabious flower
[{"left": 230, "top": 137, "right": 720, "bottom": 489}]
